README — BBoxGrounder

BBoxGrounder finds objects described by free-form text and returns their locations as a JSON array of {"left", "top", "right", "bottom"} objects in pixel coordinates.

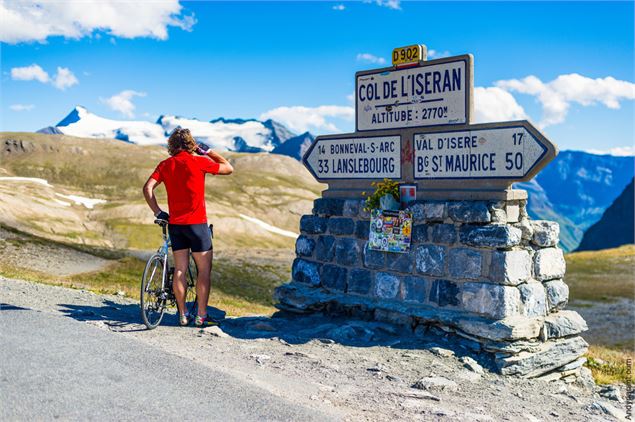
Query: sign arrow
[
  {"left": 303, "top": 134, "right": 402, "bottom": 182},
  {"left": 413, "top": 120, "right": 558, "bottom": 182}
]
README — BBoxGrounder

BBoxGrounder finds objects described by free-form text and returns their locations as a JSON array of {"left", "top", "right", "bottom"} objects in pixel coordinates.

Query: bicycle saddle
[{"left": 154, "top": 219, "right": 168, "bottom": 227}]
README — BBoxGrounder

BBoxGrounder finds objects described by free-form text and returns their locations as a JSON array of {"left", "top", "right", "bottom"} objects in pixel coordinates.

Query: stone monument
[{"left": 275, "top": 45, "right": 588, "bottom": 379}]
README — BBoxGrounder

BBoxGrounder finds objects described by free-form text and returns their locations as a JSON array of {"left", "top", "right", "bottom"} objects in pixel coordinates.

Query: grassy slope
[
  {"left": 0, "top": 132, "right": 324, "bottom": 250},
  {"left": 566, "top": 245, "right": 635, "bottom": 384}
]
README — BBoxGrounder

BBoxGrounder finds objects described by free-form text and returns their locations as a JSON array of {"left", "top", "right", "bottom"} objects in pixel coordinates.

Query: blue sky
[{"left": 1, "top": 1, "right": 634, "bottom": 154}]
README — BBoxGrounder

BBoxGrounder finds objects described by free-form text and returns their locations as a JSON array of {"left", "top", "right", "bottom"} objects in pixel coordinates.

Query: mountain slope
[
  {"left": 576, "top": 178, "right": 634, "bottom": 251},
  {"left": 516, "top": 150, "right": 633, "bottom": 251},
  {"left": 272, "top": 132, "right": 314, "bottom": 160}
]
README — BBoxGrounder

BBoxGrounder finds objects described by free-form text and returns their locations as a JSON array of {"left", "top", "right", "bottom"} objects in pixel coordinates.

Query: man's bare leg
[
  {"left": 192, "top": 250, "right": 213, "bottom": 317},
  {"left": 172, "top": 249, "right": 190, "bottom": 316}
]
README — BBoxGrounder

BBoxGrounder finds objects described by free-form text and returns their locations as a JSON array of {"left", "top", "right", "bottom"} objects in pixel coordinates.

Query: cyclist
[{"left": 142, "top": 127, "right": 233, "bottom": 327}]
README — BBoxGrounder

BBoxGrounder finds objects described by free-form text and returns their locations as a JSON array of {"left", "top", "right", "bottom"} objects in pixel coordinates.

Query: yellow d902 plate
[{"left": 392, "top": 44, "right": 424, "bottom": 67}]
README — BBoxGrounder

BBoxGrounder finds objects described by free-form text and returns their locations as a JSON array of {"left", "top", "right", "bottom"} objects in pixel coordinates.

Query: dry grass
[
  {"left": 586, "top": 344, "right": 635, "bottom": 385},
  {"left": 565, "top": 244, "right": 635, "bottom": 302}
]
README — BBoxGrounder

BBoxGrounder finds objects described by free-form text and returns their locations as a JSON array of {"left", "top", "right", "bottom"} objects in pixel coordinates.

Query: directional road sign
[
  {"left": 356, "top": 55, "right": 473, "bottom": 131},
  {"left": 413, "top": 121, "right": 557, "bottom": 181},
  {"left": 303, "top": 134, "right": 401, "bottom": 182}
]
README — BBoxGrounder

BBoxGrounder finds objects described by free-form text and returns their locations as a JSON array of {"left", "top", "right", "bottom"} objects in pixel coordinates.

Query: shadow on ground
[{"left": 47, "top": 298, "right": 495, "bottom": 370}]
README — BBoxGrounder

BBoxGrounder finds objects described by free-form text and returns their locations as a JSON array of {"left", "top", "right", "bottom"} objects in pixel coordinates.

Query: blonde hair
[{"left": 167, "top": 127, "right": 197, "bottom": 156}]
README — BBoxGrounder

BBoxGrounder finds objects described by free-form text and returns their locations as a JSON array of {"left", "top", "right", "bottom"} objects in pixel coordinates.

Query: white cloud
[
  {"left": 333, "top": 4, "right": 346, "bottom": 11},
  {"left": 51, "top": 67, "right": 78, "bottom": 90},
  {"left": 10, "top": 64, "right": 49, "bottom": 83},
  {"left": 428, "top": 49, "right": 450, "bottom": 59},
  {"left": 367, "top": 0, "right": 401, "bottom": 10},
  {"left": 9, "top": 104, "right": 35, "bottom": 112},
  {"left": 100, "top": 90, "right": 147, "bottom": 118},
  {"left": 10, "top": 64, "right": 78, "bottom": 90},
  {"left": 585, "top": 146, "right": 635, "bottom": 157},
  {"left": 496, "top": 73, "right": 635, "bottom": 127},
  {"left": 260, "top": 105, "right": 354, "bottom": 133},
  {"left": 0, "top": 0, "right": 196, "bottom": 44},
  {"left": 356, "top": 53, "right": 386, "bottom": 65},
  {"left": 473, "top": 87, "right": 527, "bottom": 123}
]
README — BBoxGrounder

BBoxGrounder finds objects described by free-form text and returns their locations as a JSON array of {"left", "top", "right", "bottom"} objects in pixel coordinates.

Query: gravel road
[{"left": 1, "top": 277, "right": 630, "bottom": 421}]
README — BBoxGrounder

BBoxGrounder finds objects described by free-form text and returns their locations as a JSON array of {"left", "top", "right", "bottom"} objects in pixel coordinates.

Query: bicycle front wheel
[{"left": 140, "top": 254, "right": 167, "bottom": 329}]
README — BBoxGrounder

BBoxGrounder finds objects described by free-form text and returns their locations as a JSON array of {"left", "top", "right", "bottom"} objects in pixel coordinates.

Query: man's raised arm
[{"left": 206, "top": 149, "right": 234, "bottom": 175}]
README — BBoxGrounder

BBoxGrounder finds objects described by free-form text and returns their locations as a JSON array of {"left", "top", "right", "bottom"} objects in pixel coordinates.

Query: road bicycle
[{"left": 139, "top": 219, "right": 200, "bottom": 329}]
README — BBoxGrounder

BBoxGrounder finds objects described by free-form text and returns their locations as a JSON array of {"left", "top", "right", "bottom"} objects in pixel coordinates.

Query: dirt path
[
  {"left": 1, "top": 277, "right": 630, "bottom": 421},
  {"left": 0, "top": 227, "right": 109, "bottom": 276}
]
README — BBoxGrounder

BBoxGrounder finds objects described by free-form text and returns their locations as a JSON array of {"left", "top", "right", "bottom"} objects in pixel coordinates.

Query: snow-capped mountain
[{"left": 42, "top": 106, "right": 299, "bottom": 152}]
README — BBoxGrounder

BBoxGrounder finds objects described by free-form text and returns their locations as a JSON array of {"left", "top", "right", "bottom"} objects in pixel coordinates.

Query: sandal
[
  {"left": 194, "top": 314, "right": 219, "bottom": 327},
  {"left": 178, "top": 312, "right": 190, "bottom": 327}
]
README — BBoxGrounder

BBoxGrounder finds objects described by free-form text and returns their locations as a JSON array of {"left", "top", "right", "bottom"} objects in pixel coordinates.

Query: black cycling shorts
[{"left": 168, "top": 223, "right": 212, "bottom": 252}]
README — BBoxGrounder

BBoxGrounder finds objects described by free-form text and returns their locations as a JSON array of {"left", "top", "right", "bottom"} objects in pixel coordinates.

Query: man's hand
[
  {"left": 196, "top": 142, "right": 210, "bottom": 156},
  {"left": 154, "top": 210, "right": 170, "bottom": 221}
]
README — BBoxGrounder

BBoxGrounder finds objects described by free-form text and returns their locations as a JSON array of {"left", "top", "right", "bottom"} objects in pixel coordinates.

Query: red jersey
[{"left": 150, "top": 151, "right": 220, "bottom": 224}]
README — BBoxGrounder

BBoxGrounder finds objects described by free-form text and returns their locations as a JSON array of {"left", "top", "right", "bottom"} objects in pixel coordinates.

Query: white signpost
[
  {"left": 303, "top": 135, "right": 401, "bottom": 181},
  {"left": 413, "top": 121, "right": 551, "bottom": 180},
  {"left": 356, "top": 55, "right": 472, "bottom": 131},
  {"left": 302, "top": 44, "right": 557, "bottom": 199}
]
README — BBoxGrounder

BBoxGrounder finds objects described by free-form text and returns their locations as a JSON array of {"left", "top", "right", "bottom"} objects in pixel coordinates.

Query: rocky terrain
[{"left": 1, "top": 277, "right": 631, "bottom": 421}]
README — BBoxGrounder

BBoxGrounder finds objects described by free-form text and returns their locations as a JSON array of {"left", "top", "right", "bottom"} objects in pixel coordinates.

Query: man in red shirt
[{"left": 143, "top": 128, "right": 233, "bottom": 327}]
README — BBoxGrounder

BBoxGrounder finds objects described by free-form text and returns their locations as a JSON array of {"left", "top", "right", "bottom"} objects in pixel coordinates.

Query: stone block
[
  {"left": 544, "top": 311, "right": 588, "bottom": 339},
  {"left": 400, "top": 276, "right": 427, "bottom": 303},
  {"left": 429, "top": 279, "right": 460, "bottom": 307},
  {"left": 459, "top": 225, "right": 522, "bottom": 248},
  {"left": 300, "top": 215, "right": 327, "bottom": 234},
  {"left": 409, "top": 203, "right": 425, "bottom": 223},
  {"left": 342, "top": 199, "right": 360, "bottom": 217},
  {"left": 291, "top": 258, "right": 321, "bottom": 286},
  {"left": 321, "top": 264, "right": 347, "bottom": 292},
  {"left": 423, "top": 202, "right": 445, "bottom": 221},
  {"left": 374, "top": 272, "right": 401, "bottom": 299},
  {"left": 448, "top": 248, "right": 483, "bottom": 280},
  {"left": 411, "top": 224, "right": 429, "bottom": 243},
  {"left": 489, "top": 250, "right": 531, "bottom": 285},
  {"left": 489, "top": 202, "right": 507, "bottom": 223},
  {"left": 328, "top": 218, "right": 355, "bottom": 235},
  {"left": 315, "top": 235, "right": 336, "bottom": 262},
  {"left": 363, "top": 243, "right": 385, "bottom": 269},
  {"left": 374, "top": 309, "right": 412, "bottom": 326},
  {"left": 313, "top": 198, "right": 345, "bottom": 216},
  {"left": 516, "top": 218, "right": 534, "bottom": 241},
  {"left": 448, "top": 201, "right": 491, "bottom": 223},
  {"left": 355, "top": 220, "right": 369, "bottom": 240},
  {"left": 506, "top": 204, "right": 520, "bottom": 223},
  {"left": 415, "top": 245, "right": 446, "bottom": 276},
  {"left": 461, "top": 282, "right": 521, "bottom": 319},
  {"left": 430, "top": 224, "right": 457, "bottom": 244},
  {"left": 347, "top": 269, "right": 372, "bottom": 295},
  {"left": 295, "top": 235, "right": 315, "bottom": 257},
  {"left": 335, "top": 238, "right": 360, "bottom": 266},
  {"left": 531, "top": 221, "right": 560, "bottom": 247},
  {"left": 497, "top": 336, "right": 589, "bottom": 378},
  {"left": 518, "top": 282, "right": 548, "bottom": 317},
  {"left": 533, "top": 248, "right": 566, "bottom": 281},
  {"left": 457, "top": 315, "right": 542, "bottom": 342},
  {"left": 544, "top": 279, "right": 569, "bottom": 311},
  {"left": 386, "top": 251, "right": 415, "bottom": 273}
]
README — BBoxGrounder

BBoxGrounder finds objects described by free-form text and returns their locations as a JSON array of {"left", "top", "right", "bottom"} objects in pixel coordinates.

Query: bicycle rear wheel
[
  {"left": 140, "top": 254, "right": 166, "bottom": 329},
  {"left": 185, "top": 254, "right": 198, "bottom": 316}
]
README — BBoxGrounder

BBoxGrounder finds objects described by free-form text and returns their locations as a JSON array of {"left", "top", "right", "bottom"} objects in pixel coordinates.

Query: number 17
[{"left": 512, "top": 132, "right": 524, "bottom": 145}]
